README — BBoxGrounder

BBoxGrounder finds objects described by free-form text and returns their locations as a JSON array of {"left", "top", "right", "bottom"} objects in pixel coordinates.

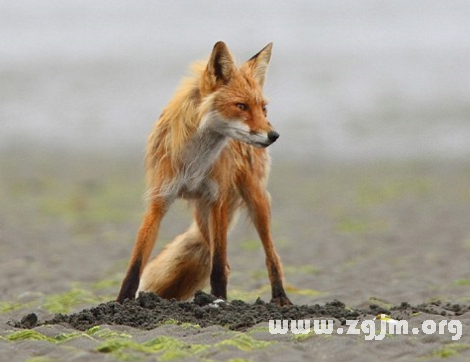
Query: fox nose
[{"left": 268, "top": 131, "right": 280, "bottom": 142}]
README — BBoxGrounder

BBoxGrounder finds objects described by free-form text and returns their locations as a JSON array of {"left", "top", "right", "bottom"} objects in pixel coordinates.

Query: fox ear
[
  {"left": 207, "top": 41, "right": 235, "bottom": 86},
  {"left": 246, "top": 43, "right": 273, "bottom": 88}
]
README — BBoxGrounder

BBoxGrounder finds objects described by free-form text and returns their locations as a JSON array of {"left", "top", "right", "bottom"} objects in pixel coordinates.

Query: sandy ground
[{"left": 1, "top": 149, "right": 470, "bottom": 361}]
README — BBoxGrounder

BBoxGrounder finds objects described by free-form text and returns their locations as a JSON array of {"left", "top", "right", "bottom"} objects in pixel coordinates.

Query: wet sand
[{"left": 1, "top": 150, "right": 470, "bottom": 361}]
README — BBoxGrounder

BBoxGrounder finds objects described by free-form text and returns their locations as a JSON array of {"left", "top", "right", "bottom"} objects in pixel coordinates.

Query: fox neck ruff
[{"left": 158, "top": 112, "right": 230, "bottom": 202}]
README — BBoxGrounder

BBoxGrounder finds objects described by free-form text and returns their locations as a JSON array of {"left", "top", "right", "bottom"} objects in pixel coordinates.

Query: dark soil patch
[{"left": 13, "top": 292, "right": 470, "bottom": 332}]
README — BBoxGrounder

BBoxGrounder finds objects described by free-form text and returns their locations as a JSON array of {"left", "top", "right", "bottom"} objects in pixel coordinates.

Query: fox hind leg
[{"left": 117, "top": 198, "right": 168, "bottom": 303}]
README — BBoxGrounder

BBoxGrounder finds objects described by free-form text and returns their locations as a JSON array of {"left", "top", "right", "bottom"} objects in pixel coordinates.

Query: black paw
[{"left": 270, "top": 295, "right": 293, "bottom": 307}]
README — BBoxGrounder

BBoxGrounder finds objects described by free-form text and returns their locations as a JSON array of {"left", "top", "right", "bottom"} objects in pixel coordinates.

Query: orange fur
[{"left": 117, "top": 42, "right": 291, "bottom": 306}]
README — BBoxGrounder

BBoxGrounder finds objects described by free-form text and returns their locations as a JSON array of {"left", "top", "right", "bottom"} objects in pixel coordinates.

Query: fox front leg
[{"left": 208, "top": 201, "right": 230, "bottom": 300}]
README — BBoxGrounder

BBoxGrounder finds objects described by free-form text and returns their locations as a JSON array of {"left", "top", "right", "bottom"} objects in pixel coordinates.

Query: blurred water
[{"left": 1, "top": 0, "right": 470, "bottom": 160}]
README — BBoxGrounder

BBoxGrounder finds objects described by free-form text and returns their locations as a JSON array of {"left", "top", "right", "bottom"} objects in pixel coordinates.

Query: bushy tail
[{"left": 137, "top": 223, "right": 211, "bottom": 300}]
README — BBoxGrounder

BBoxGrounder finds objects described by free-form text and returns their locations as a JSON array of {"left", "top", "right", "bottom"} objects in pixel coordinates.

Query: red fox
[{"left": 117, "top": 41, "right": 292, "bottom": 306}]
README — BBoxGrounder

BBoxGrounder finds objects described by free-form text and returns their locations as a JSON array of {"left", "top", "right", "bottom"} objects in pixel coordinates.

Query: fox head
[{"left": 199, "top": 42, "right": 279, "bottom": 148}]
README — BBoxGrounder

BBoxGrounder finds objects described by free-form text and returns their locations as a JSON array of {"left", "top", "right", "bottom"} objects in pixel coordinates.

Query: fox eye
[
  {"left": 262, "top": 104, "right": 268, "bottom": 115},
  {"left": 236, "top": 103, "right": 248, "bottom": 111}
]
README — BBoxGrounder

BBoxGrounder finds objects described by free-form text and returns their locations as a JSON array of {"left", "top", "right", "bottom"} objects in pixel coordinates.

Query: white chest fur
[
  {"left": 154, "top": 112, "right": 237, "bottom": 201},
  {"left": 175, "top": 128, "right": 228, "bottom": 200}
]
